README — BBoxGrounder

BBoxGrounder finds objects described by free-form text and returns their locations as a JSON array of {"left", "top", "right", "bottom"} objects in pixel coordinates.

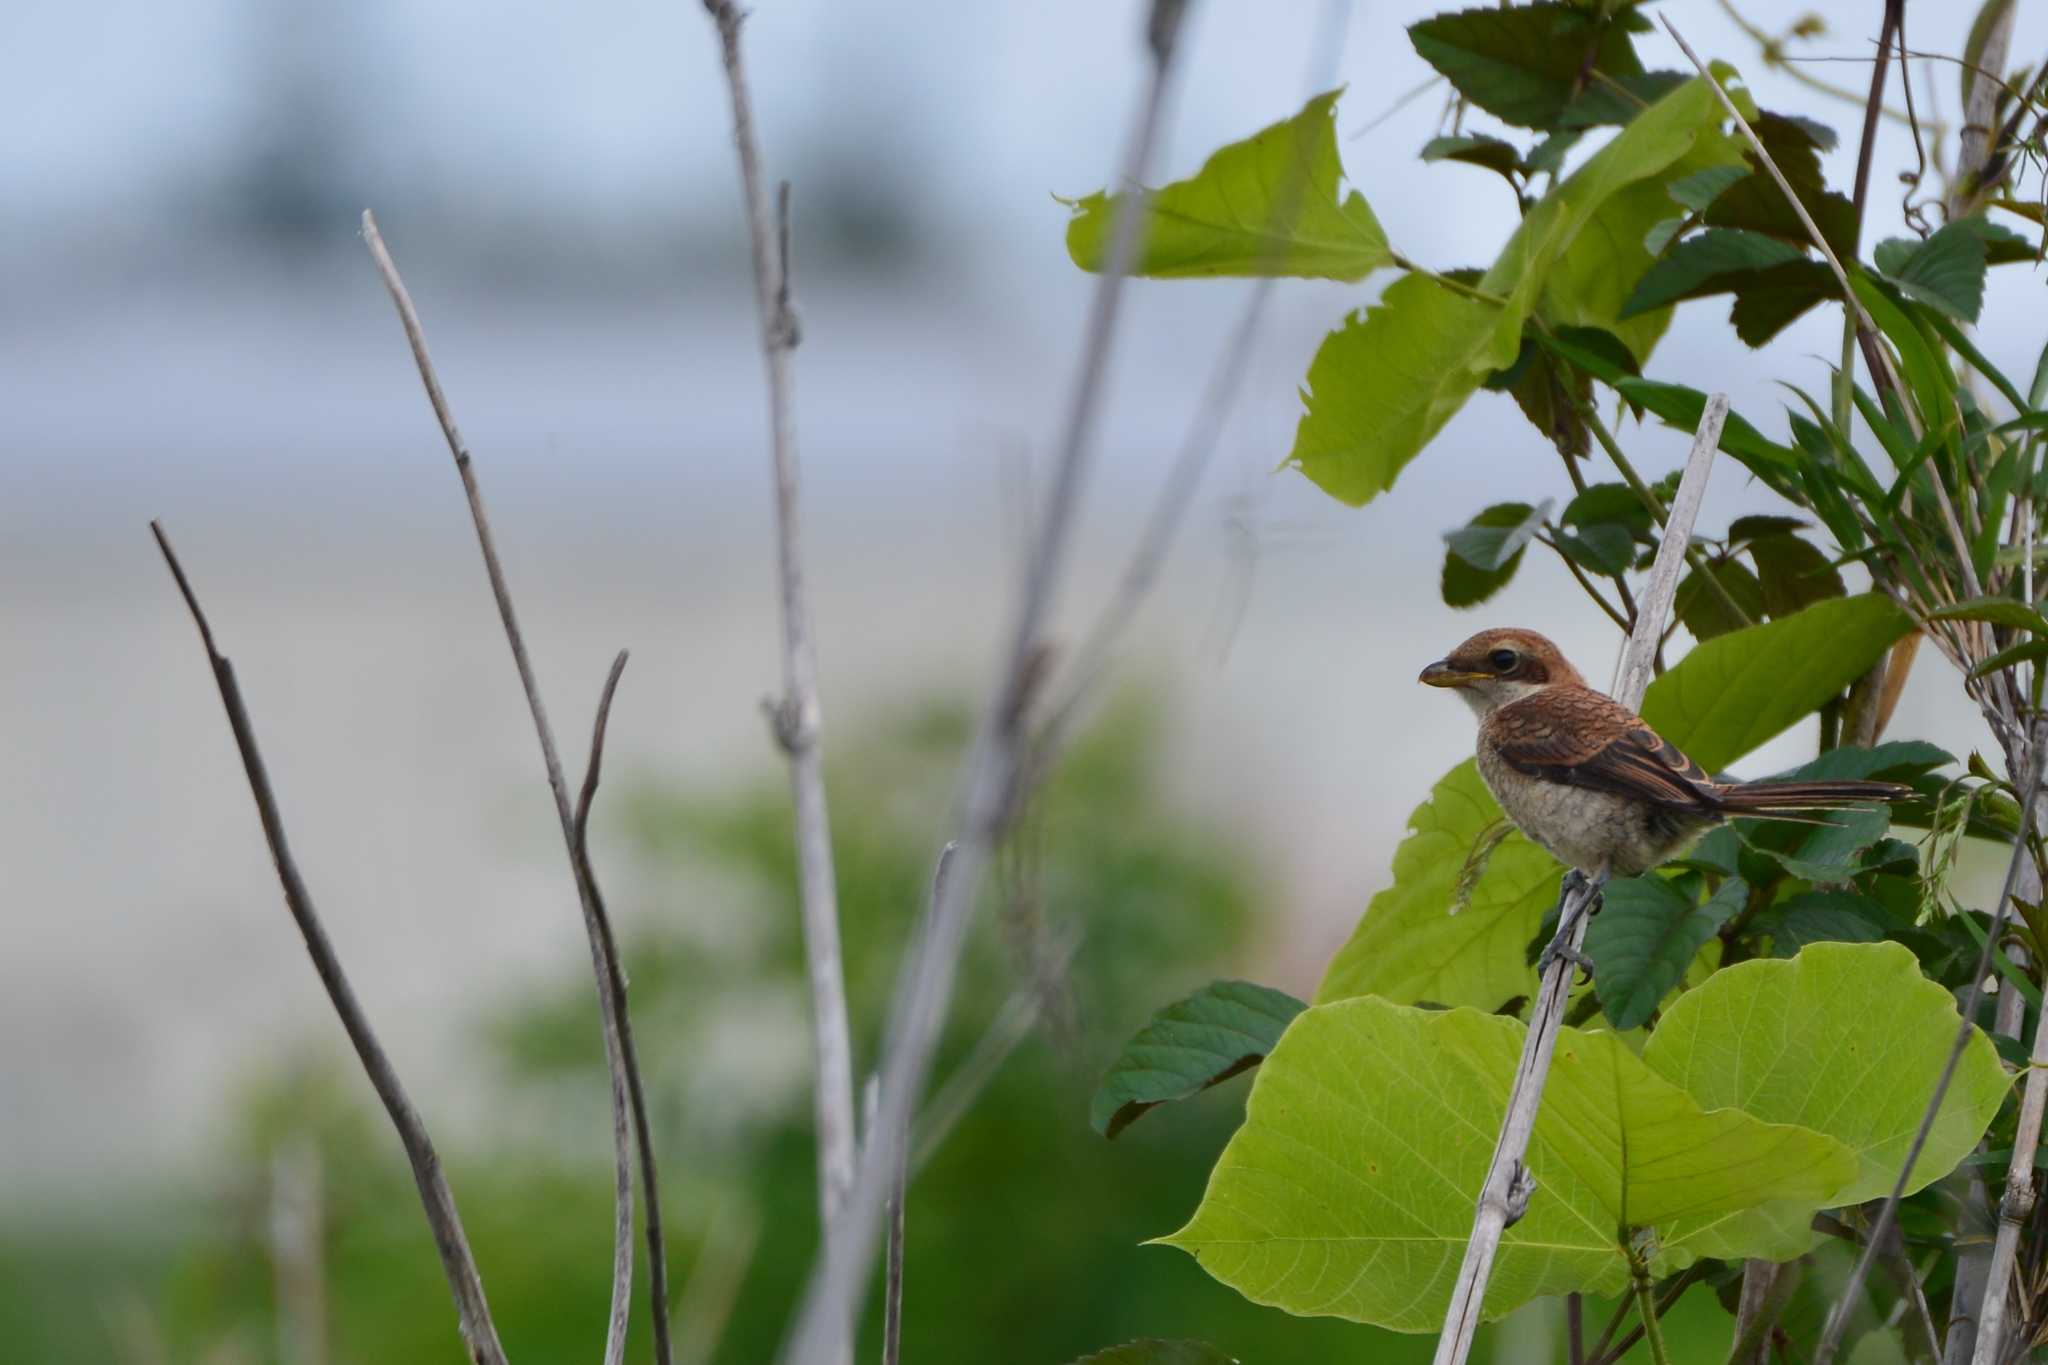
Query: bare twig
[
  {"left": 1813, "top": 729, "right": 2046, "bottom": 1365},
  {"left": 360, "top": 210, "right": 642, "bottom": 1365},
  {"left": 574, "top": 652, "right": 677, "bottom": 1365},
  {"left": 1730, "top": 1260, "right": 1784, "bottom": 1365},
  {"left": 1947, "top": 948, "right": 2029, "bottom": 1365},
  {"left": 779, "top": 5, "right": 1193, "bottom": 1361},
  {"left": 1433, "top": 396, "right": 1728, "bottom": 1365},
  {"left": 1972, "top": 933, "right": 2048, "bottom": 1362},
  {"left": 697, "top": 0, "right": 859, "bottom": 1248},
  {"left": 150, "top": 522, "right": 509, "bottom": 1365}
]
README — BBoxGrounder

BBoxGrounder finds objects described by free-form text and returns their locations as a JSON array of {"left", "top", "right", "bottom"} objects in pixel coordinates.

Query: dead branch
[
  {"left": 150, "top": 522, "right": 509, "bottom": 1365},
  {"left": 777, "top": 4, "right": 1194, "bottom": 1361},
  {"left": 1433, "top": 395, "right": 1728, "bottom": 1365},
  {"left": 697, "top": 0, "right": 859, "bottom": 1252},
  {"left": 359, "top": 210, "right": 647, "bottom": 1365}
]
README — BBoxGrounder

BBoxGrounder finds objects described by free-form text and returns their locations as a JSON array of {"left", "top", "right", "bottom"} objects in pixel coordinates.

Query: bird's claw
[{"left": 1537, "top": 937, "right": 1595, "bottom": 983}]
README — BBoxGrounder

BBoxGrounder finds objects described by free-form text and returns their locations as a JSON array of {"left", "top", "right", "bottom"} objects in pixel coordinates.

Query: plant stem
[
  {"left": 1389, "top": 251, "right": 1510, "bottom": 308},
  {"left": 1539, "top": 534, "right": 1633, "bottom": 633},
  {"left": 1577, "top": 398, "right": 1753, "bottom": 630},
  {"left": 1631, "top": 1257, "right": 1672, "bottom": 1365}
]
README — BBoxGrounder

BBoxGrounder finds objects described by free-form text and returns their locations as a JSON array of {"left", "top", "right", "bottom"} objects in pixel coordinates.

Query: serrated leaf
[
  {"left": 1408, "top": 4, "right": 1644, "bottom": 130},
  {"left": 1163, "top": 997, "right": 1857, "bottom": 1328},
  {"left": 1754, "top": 891, "right": 1887, "bottom": 956},
  {"left": 1443, "top": 500, "right": 1551, "bottom": 607},
  {"left": 1638, "top": 594, "right": 1915, "bottom": 771},
  {"left": 1643, "top": 942, "right": 2008, "bottom": 1206},
  {"left": 1586, "top": 876, "right": 1746, "bottom": 1030},
  {"left": 1065, "top": 90, "right": 1391, "bottom": 281},
  {"left": 1069, "top": 1342, "right": 1238, "bottom": 1365},
  {"left": 1874, "top": 220, "right": 1992, "bottom": 321},
  {"left": 1289, "top": 79, "right": 1733, "bottom": 505},
  {"left": 1090, "top": 981, "right": 1306, "bottom": 1139},
  {"left": 1620, "top": 228, "right": 1806, "bottom": 317},
  {"left": 1674, "top": 558, "right": 1766, "bottom": 641},
  {"left": 1728, "top": 259, "right": 1836, "bottom": 346},
  {"left": 1558, "top": 70, "right": 1690, "bottom": 129},
  {"left": 1703, "top": 114, "right": 1859, "bottom": 258},
  {"left": 1746, "top": 531, "right": 1845, "bottom": 618}
]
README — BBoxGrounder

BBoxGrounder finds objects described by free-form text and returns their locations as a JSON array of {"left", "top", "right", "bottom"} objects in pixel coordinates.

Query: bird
[{"left": 1419, "top": 627, "right": 1910, "bottom": 884}]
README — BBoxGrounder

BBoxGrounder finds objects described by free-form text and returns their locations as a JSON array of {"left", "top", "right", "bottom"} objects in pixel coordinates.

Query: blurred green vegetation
[{"left": 1, "top": 696, "right": 1750, "bottom": 1361}]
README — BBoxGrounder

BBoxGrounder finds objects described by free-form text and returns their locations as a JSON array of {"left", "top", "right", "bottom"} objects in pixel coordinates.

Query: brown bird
[{"left": 1419, "top": 627, "right": 1910, "bottom": 880}]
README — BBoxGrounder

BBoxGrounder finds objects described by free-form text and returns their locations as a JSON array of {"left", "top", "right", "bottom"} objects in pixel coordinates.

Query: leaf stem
[
  {"left": 1389, "top": 251, "right": 1510, "bottom": 308},
  {"left": 1630, "top": 1248, "right": 1672, "bottom": 1365},
  {"left": 1538, "top": 532, "right": 1633, "bottom": 634}
]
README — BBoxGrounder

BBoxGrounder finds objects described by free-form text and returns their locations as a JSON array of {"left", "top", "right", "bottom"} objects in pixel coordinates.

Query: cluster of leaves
[{"left": 1064, "top": 0, "right": 2048, "bottom": 1350}]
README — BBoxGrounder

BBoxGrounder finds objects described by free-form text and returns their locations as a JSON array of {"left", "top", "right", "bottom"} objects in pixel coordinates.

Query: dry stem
[
  {"left": 360, "top": 210, "right": 649, "bottom": 1365},
  {"left": 1432, "top": 395, "right": 1729, "bottom": 1365},
  {"left": 151, "top": 522, "right": 509, "bottom": 1365}
]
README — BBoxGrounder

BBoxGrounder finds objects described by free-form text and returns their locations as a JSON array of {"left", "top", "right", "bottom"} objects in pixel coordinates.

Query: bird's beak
[{"left": 1419, "top": 660, "right": 1487, "bottom": 688}]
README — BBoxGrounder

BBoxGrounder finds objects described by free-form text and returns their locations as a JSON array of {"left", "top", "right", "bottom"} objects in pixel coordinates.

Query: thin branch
[
  {"left": 149, "top": 522, "right": 508, "bottom": 1365},
  {"left": 1850, "top": 2, "right": 1904, "bottom": 233},
  {"left": 1972, "top": 937, "right": 2048, "bottom": 1362},
  {"left": 1814, "top": 729, "right": 2047, "bottom": 1365},
  {"left": 1432, "top": 396, "right": 1729, "bottom": 1365},
  {"left": 697, "top": 0, "right": 859, "bottom": 1245},
  {"left": 778, "top": 4, "right": 1193, "bottom": 1361},
  {"left": 360, "top": 210, "right": 641, "bottom": 1365},
  {"left": 574, "top": 652, "right": 677, "bottom": 1365},
  {"left": 1947, "top": 945, "right": 2029, "bottom": 1365}
]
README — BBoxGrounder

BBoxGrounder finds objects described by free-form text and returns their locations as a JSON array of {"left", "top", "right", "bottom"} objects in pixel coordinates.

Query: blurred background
[{"left": 5, "top": 0, "right": 2046, "bottom": 1359}]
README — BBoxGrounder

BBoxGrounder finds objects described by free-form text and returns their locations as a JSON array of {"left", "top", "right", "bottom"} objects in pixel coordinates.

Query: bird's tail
[{"left": 1715, "top": 778, "right": 1912, "bottom": 813}]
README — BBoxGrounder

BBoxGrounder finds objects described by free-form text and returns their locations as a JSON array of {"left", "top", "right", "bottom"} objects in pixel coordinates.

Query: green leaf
[
  {"left": 1613, "top": 379, "right": 1801, "bottom": 476},
  {"left": 1637, "top": 594, "right": 1915, "bottom": 771},
  {"left": 1740, "top": 807, "right": 1891, "bottom": 884},
  {"left": 1316, "top": 762, "right": 1561, "bottom": 1008},
  {"left": 1969, "top": 638, "right": 2048, "bottom": 679},
  {"left": 1558, "top": 521, "right": 1636, "bottom": 575},
  {"left": 1728, "top": 259, "right": 1837, "bottom": 347},
  {"left": 1928, "top": 596, "right": 2048, "bottom": 633},
  {"left": 1874, "top": 220, "right": 1992, "bottom": 321},
  {"left": 1163, "top": 997, "right": 1857, "bottom": 1328},
  {"left": 1621, "top": 228, "right": 1806, "bottom": 317},
  {"left": 1769, "top": 741, "right": 1954, "bottom": 784},
  {"left": 1090, "top": 981, "right": 1307, "bottom": 1139},
  {"left": 1753, "top": 891, "right": 1887, "bottom": 956},
  {"left": 1408, "top": 4, "right": 1644, "bottom": 130},
  {"left": 1069, "top": 1342, "right": 1238, "bottom": 1365},
  {"left": 1703, "top": 114, "right": 1859, "bottom": 258},
  {"left": 1745, "top": 531, "right": 1845, "bottom": 618},
  {"left": 1586, "top": 876, "right": 1746, "bottom": 1030},
  {"left": 1491, "top": 338, "right": 1595, "bottom": 457},
  {"left": 1669, "top": 163, "right": 1749, "bottom": 212},
  {"left": 1064, "top": 90, "right": 1392, "bottom": 281},
  {"left": 1443, "top": 501, "right": 1551, "bottom": 607},
  {"left": 1289, "top": 78, "right": 1733, "bottom": 505},
  {"left": 1288, "top": 276, "right": 1499, "bottom": 506},
  {"left": 1422, "top": 133, "right": 1523, "bottom": 185},
  {"left": 1643, "top": 942, "right": 2009, "bottom": 1206},
  {"left": 1674, "top": 557, "right": 1765, "bottom": 640}
]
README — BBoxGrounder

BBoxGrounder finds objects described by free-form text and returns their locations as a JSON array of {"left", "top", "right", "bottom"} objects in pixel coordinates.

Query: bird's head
[{"left": 1419, "top": 628, "right": 1585, "bottom": 717}]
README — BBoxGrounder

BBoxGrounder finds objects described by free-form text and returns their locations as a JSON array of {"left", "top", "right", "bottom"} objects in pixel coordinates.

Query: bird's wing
[{"left": 1487, "top": 687, "right": 1720, "bottom": 813}]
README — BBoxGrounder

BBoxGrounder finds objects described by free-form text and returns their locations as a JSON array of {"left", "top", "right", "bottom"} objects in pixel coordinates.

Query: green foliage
[
  {"left": 1621, "top": 227, "right": 1806, "bottom": 318},
  {"left": 1643, "top": 943, "right": 2010, "bottom": 1206},
  {"left": 1288, "top": 77, "right": 1738, "bottom": 505},
  {"left": 1441, "top": 500, "right": 1551, "bottom": 607},
  {"left": 1407, "top": 4, "right": 1647, "bottom": 131},
  {"left": 1163, "top": 996, "right": 1857, "bottom": 1330},
  {"left": 1636, "top": 593, "right": 1913, "bottom": 771},
  {"left": 1585, "top": 875, "right": 1746, "bottom": 1030},
  {"left": 1091, "top": 981, "right": 1306, "bottom": 1140},
  {"left": 1064, "top": 90, "right": 1391, "bottom": 281}
]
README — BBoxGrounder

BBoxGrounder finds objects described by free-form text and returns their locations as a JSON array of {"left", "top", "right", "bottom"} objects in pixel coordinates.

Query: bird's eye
[{"left": 1488, "top": 648, "right": 1519, "bottom": 672}]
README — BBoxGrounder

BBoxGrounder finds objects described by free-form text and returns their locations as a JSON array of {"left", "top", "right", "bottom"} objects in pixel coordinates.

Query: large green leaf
[
  {"left": 1064, "top": 90, "right": 1391, "bottom": 281},
  {"left": 1637, "top": 594, "right": 1915, "bottom": 771},
  {"left": 1288, "top": 77, "right": 1735, "bottom": 505},
  {"left": 1585, "top": 876, "right": 1746, "bottom": 1030},
  {"left": 1317, "top": 762, "right": 1559, "bottom": 1007},
  {"left": 1090, "top": 980, "right": 1306, "bottom": 1139},
  {"left": 1643, "top": 942, "right": 2009, "bottom": 1207},
  {"left": 1408, "top": 4, "right": 1644, "bottom": 130},
  {"left": 1162, "top": 998, "right": 1857, "bottom": 1329}
]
